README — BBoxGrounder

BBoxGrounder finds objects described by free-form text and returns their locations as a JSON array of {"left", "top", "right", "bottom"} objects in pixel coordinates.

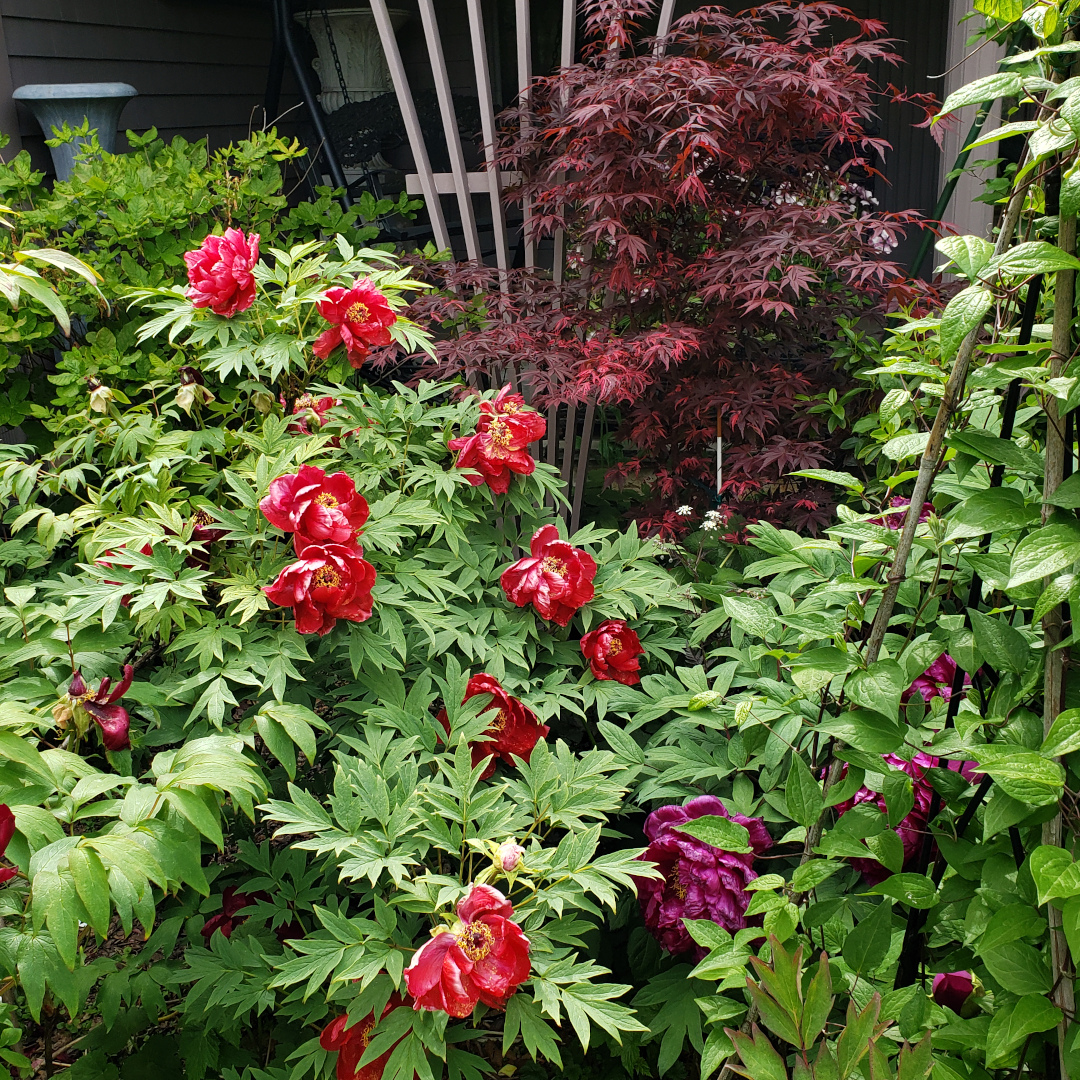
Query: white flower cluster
[
  {"left": 677, "top": 505, "right": 693, "bottom": 516},
  {"left": 702, "top": 509, "right": 726, "bottom": 531}
]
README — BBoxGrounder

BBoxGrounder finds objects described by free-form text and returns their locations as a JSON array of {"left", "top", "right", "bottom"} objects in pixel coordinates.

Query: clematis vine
[
  {"left": 183, "top": 227, "right": 259, "bottom": 317},
  {"left": 260, "top": 465, "right": 370, "bottom": 553},
  {"left": 634, "top": 795, "right": 772, "bottom": 957},
  {"left": 580, "top": 619, "right": 644, "bottom": 684},
  {"left": 501, "top": 525, "right": 596, "bottom": 626},
  {"left": 264, "top": 543, "right": 376, "bottom": 636},
  {"left": 404, "top": 885, "right": 530, "bottom": 1017},
  {"left": 64, "top": 665, "right": 135, "bottom": 751},
  {"left": 321, "top": 992, "right": 408, "bottom": 1080},
  {"left": 449, "top": 385, "right": 547, "bottom": 494},
  {"left": 438, "top": 673, "right": 548, "bottom": 780},
  {"left": 313, "top": 279, "right": 397, "bottom": 368}
]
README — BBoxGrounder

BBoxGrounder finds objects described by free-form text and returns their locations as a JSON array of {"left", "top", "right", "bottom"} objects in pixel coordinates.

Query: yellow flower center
[
  {"left": 488, "top": 417, "right": 512, "bottom": 454},
  {"left": 608, "top": 638, "right": 623, "bottom": 655},
  {"left": 192, "top": 509, "right": 214, "bottom": 528},
  {"left": 315, "top": 491, "right": 339, "bottom": 509},
  {"left": 541, "top": 556, "right": 567, "bottom": 576},
  {"left": 488, "top": 708, "right": 509, "bottom": 734},
  {"left": 346, "top": 301, "right": 370, "bottom": 324},
  {"left": 312, "top": 566, "right": 341, "bottom": 589},
  {"left": 456, "top": 921, "right": 494, "bottom": 962},
  {"left": 295, "top": 394, "right": 314, "bottom": 410},
  {"left": 667, "top": 866, "right": 687, "bottom": 900},
  {"left": 356, "top": 1021, "right": 373, "bottom": 1048}
]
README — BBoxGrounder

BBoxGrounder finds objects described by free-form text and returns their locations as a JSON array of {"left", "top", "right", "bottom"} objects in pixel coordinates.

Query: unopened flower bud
[
  {"left": 251, "top": 390, "right": 274, "bottom": 415},
  {"left": 496, "top": 841, "right": 525, "bottom": 873},
  {"left": 87, "top": 378, "right": 114, "bottom": 414}
]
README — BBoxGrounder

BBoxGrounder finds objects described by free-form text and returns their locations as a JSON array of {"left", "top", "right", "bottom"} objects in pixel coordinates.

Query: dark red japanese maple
[
  {"left": 501, "top": 525, "right": 596, "bottom": 626},
  {"left": 438, "top": 673, "right": 549, "bottom": 780},
  {"left": 404, "top": 885, "right": 530, "bottom": 1016},
  {"left": 410, "top": 0, "right": 927, "bottom": 529}
]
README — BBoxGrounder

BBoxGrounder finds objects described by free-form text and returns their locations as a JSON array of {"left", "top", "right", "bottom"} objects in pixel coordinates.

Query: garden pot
[
  {"left": 12, "top": 82, "right": 137, "bottom": 181},
  {"left": 295, "top": 6, "right": 410, "bottom": 113}
]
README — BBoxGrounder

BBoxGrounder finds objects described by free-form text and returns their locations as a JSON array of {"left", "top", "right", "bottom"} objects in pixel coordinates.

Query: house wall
[{"left": 0, "top": 0, "right": 297, "bottom": 174}]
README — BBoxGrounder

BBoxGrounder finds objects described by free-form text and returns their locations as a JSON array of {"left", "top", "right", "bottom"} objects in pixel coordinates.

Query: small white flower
[
  {"left": 677, "top": 505, "right": 693, "bottom": 516},
  {"left": 702, "top": 519, "right": 719, "bottom": 531}
]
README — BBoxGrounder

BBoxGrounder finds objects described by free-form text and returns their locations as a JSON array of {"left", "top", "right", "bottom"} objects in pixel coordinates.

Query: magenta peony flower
[
  {"left": 633, "top": 795, "right": 772, "bottom": 957},
  {"left": 903, "top": 652, "right": 972, "bottom": 704}
]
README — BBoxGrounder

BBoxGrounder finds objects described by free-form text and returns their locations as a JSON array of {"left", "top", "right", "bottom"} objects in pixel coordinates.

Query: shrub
[{"left": 415, "top": 0, "right": 924, "bottom": 533}]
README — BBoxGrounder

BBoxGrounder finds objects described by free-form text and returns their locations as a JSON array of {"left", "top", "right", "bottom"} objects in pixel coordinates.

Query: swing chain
[{"left": 321, "top": 6, "right": 351, "bottom": 106}]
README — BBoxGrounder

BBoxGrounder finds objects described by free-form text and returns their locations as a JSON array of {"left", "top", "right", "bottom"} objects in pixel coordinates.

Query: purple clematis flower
[
  {"left": 68, "top": 666, "right": 134, "bottom": 751},
  {"left": 870, "top": 497, "right": 934, "bottom": 528},
  {"left": 633, "top": 795, "right": 772, "bottom": 957}
]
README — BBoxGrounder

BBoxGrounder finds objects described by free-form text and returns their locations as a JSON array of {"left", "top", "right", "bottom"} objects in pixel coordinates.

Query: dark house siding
[{"left": 0, "top": 0, "right": 298, "bottom": 174}]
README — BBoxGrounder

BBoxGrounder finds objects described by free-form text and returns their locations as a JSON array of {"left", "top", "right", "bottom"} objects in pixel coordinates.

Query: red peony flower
[
  {"left": 438, "top": 673, "right": 549, "bottom": 780},
  {"left": 96, "top": 542, "right": 154, "bottom": 606},
  {"left": 580, "top": 620, "right": 644, "bottom": 685},
  {"left": 201, "top": 885, "right": 271, "bottom": 941},
  {"left": 68, "top": 665, "right": 134, "bottom": 751},
  {"left": 321, "top": 993, "right": 407, "bottom": 1080},
  {"left": 287, "top": 393, "right": 339, "bottom": 436},
  {"left": 0, "top": 804, "right": 17, "bottom": 885},
  {"left": 404, "top": 885, "right": 530, "bottom": 1017},
  {"left": 313, "top": 279, "right": 397, "bottom": 368},
  {"left": 264, "top": 543, "right": 376, "bottom": 636},
  {"left": 260, "top": 465, "right": 369, "bottom": 553},
  {"left": 449, "top": 385, "right": 547, "bottom": 495},
  {"left": 501, "top": 525, "right": 596, "bottom": 626},
  {"left": 183, "top": 228, "right": 259, "bottom": 317}
]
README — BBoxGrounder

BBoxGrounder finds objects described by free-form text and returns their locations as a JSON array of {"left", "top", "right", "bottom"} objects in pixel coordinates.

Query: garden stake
[
  {"left": 895, "top": 272, "right": 1046, "bottom": 986},
  {"left": 1041, "top": 205, "right": 1077, "bottom": 1074}
]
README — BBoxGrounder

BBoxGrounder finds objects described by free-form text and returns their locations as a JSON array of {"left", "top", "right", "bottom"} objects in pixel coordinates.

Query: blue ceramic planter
[{"left": 12, "top": 82, "right": 137, "bottom": 180}]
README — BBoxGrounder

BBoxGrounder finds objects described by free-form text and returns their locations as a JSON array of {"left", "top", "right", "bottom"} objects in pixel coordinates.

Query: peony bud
[
  {"left": 87, "top": 378, "right": 114, "bottom": 414},
  {"left": 497, "top": 841, "right": 525, "bottom": 873},
  {"left": 51, "top": 700, "right": 73, "bottom": 728}
]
